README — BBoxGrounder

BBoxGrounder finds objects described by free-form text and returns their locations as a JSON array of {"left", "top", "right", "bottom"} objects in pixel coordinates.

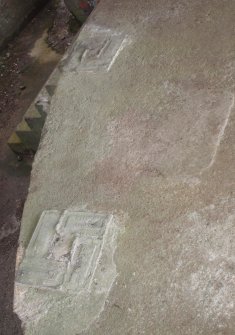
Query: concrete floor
[{"left": 15, "top": 0, "right": 235, "bottom": 334}]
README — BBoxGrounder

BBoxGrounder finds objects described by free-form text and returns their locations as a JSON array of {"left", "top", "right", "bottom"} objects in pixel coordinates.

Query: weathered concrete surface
[
  {"left": 15, "top": 0, "right": 235, "bottom": 334},
  {"left": 0, "top": 0, "right": 46, "bottom": 49}
]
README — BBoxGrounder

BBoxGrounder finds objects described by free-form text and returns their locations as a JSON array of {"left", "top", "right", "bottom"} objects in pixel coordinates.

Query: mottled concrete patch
[
  {"left": 167, "top": 198, "right": 235, "bottom": 331},
  {"left": 126, "top": 197, "right": 235, "bottom": 335}
]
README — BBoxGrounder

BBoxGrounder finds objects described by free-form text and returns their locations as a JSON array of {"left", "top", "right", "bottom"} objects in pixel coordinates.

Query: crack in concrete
[{"left": 200, "top": 93, "right": 235, "bottom": 174}]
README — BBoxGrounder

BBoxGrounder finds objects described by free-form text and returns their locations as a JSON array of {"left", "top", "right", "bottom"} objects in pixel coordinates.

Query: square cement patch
[
  {"left": 62, "top": 25, "right": 129, "bottom": 72},
  {"left": 16, "top": 210, "right": 112, "bottom": 292}
]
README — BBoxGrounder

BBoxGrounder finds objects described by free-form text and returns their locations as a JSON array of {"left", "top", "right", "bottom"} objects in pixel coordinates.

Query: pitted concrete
[{"left": 15, "top": 0, "right": 235, "bottom": 334}]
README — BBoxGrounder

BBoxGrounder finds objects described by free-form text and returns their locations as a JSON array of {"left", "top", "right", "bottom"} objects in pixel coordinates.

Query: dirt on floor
[{"left": 0, "top": 1, "right": 79, "bottom": 334}]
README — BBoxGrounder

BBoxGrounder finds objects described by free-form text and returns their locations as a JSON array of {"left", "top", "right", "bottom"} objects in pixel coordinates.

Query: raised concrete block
[
  {"left": 62, "top": 24, "right": 130, "bottom": 72},
  {"left": 17, "top": 210, "right": 113, "bottom": 292},
  {"left": 15, "top": 210, "right": 120, "bottom": 334}
]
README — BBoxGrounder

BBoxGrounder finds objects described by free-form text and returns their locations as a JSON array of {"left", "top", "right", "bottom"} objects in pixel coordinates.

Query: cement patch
[
  {"left": 16, "top": 210, "right": 114, "bottom": 292},
  {"left": 15, "top": 210, "right": 121, "bottom": 334},
  {"left": 62, "top": 24, "right": 131, "bottom": 72}
]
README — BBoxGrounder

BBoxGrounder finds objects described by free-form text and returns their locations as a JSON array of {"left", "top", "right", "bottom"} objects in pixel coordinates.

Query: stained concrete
[{"left": 15, "top": 0, "right": 235, "bottom": 334}]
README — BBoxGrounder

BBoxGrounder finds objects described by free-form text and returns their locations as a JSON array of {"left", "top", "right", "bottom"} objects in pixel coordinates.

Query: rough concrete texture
[
  {"left": 15, "top": 0, "right": 235, "bottom": 334},
  {"left": 0, "top": 0, "right": 46, "bottom": 48}
]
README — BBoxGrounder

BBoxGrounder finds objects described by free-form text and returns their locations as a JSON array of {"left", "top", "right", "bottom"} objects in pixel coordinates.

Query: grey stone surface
[
  {"left": 15, "top": 0, "right": 235, "bottom": 334},
  {"left": 0, "top": 0, "right": 46, "bottom": 49}
]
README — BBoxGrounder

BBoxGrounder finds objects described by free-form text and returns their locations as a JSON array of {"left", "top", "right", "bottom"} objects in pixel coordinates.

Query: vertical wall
[{"left": 0, "top": 0, "right": 47, "bottom": 49}]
